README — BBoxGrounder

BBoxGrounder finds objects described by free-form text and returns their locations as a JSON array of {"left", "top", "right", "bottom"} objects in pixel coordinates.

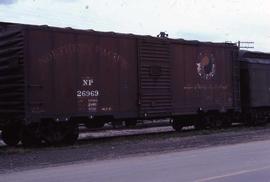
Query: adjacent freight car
[
  {"left": 0, "top": 22, "right": 240, "bottom": 146},
  {"left": 240, "top": 51, "right": 270, "bottom": 125}
]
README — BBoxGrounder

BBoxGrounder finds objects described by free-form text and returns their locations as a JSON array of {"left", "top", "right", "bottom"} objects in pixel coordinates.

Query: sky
[{"left": 0, "top": 0, "right": 269, "bottom": 52}]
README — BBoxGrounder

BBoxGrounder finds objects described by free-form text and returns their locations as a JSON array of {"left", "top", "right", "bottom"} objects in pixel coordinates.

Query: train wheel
[
  {"left": 112, "top": 120, "right": 124, "bottom": 129},
  {"left": 213, "top": 116, "right": 224, "bottom": 129},
  {"left": 21, "top": 123, "right": 42, "bottom": 147},
  {"left": 62, "top": 123, "right": 79, "bottom": 145},
  {"left": 245, "top": 113, "right": 259, "bottom": 126},
  {"left": 43, "top": 121, "right": 79, "bottom": 145},
  {"left": 204, "top": 115, "right": 223, "bottom": 129},
  {"left": 85, "top": 120, "right": 105, "bottom": 129},
  {"left": 172, "top": 120, "right": 183, "bottom": 132},
  {"left": 222, "top": 120, "right": 232, "bottom": 128},
  {"left": 2, "top": 124, "right": 21, "bottom": 146},
  {"left": 221, "top": 115, "right": 232, "bottom": 128},
  {"left": 125, "top": 120, "right": 137, "bottom": 128},
  {"left": 195, "top": 118, "right": 207, "bottom": 130},
  {"left": 43, "top": 121, "right": 64, "bottom": 145},
  {"left": 256, "top": 114, "right": 268, "bottom": 126}
]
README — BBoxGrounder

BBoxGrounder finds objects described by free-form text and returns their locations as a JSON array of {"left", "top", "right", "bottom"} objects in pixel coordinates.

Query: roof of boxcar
[
  {"left": 0, "top": 21, "right": 237, "bottom": 48},
  {"left": 240, "top": 50, "right": 270, "bottom": 64},
  {"left": 240, "top": 50, "right": 270, "bottom": 59}
]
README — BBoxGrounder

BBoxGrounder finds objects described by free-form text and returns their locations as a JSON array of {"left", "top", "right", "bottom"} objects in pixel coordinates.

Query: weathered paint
[
  {"left": 0, "top": 22, "right": 240, "bottom": 125},
  {"left": 171, "top": 42, "right": 239, "bottom": 114}
]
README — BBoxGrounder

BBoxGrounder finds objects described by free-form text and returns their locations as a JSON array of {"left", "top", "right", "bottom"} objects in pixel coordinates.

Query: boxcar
[
  {"left": 240, "top": 51, "right": 270, "bottom": 124},
  {"left": 0, "top": 22, "right": 239, "bottom": 146}
]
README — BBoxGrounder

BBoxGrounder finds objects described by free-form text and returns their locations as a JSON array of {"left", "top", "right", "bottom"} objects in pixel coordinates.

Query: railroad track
[
  {"left": 0, "top": 120, "right": 266, "bottom": 151},
  {"left": 1, "top": 123, "right": 270, "bottom": 174},
  {"left": 0, "top": 120, "right": 172, "bottom": 148}
]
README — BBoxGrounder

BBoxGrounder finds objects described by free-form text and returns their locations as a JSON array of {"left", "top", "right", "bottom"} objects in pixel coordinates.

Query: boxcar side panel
[
  {"left": 172, "top": 43, "right": 237, "bottom": 115},
  {"left": 26, "top": 27, "right": 138, "bottom": 121},
  {"left": 172, "top": 44, "right": 199, "bottom": 114},
  {"left": 118, "top": 37, "right": 138, "bottom": 117},
  {"left": 52, "top": 31, "right": 78, "bottom": 114},
  {"left": 26, "top": 29, "right": 55, "bottom": 117}
]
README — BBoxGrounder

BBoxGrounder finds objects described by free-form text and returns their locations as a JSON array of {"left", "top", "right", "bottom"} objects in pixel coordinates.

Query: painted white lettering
[
  {"left": 82, "top": 79, "right": 94, "bottom": 86},
  {"left": 77, "top": 90, "right": 99, "bottom": 97}
]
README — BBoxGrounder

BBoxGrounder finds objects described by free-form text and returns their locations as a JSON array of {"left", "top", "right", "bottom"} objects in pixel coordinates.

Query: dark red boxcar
[{"left": 0, "top": 22, "right": 240, "bottom": 146}]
